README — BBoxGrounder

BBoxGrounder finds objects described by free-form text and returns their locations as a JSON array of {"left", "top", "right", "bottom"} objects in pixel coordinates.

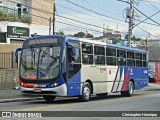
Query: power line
[
  {"left": 56, "top": 15, "right": 108, "bottom": 30},
  {"left": 117, "top": 0, "right": 160, "bottom": 39},
  {"left": 117, "top": 0, "right": 160, "bottom": 27},
  {"left": 133, "top": 9, "right": 160, "bottom": 28},
  {"left": 6, "top": 1, "right": 105, "bottom": 34},
  {"left": 81, "top": 0, "right": 122, "bottom": 18},
  {"left": 140, "top": 0, "right": 159, "bottom": 11},
  {"left": 8, "top": 0, "right": 127, "bottom": 32},
  {"left": 56, "top": 21, "right": 103, "bottom": 33},
  {"left": 136, "top": 26, "right": 160, "bottom": 39},
  {"left": 8, "top": 0, "right": 52, "bottom": 15},
  {"left": 64, "top": 0, "right": 126, "bottom": 23},
  {"left": 133, "top": 6, "right": 160, "bottom": 26},
  {"left": 3, "top": 6, "right": 50, "bottom": 20},
  {"left": 56, "top": 4, "right": 127, "bottom": 26},
  {"left": 147, "top": 0, "right": 159, "bottom": 11},
  {"left": 140, "top": 0, "right": 160, "bottom": 5}
]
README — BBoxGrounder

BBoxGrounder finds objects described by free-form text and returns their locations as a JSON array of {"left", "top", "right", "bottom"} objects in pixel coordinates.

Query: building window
[{"left": 0, "top": 32, "right": 7, "bottom": 43}]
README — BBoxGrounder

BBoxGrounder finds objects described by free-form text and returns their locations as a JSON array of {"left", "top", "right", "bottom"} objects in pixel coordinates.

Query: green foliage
[
  {"left": 74, "top": 32, "right": 94, "bottom": 38},
  {"left": 111, "top": 38, "right": 121, "bottom": 44},
  {"left": 125, "top": 34, "right": 142, "bottom": 41},
  {"left": 56, "top": 30, "right": 65, "bottom": 35},
  {"left": 67, "top": 34, "right": 74, "bottom": 36},
  {"left": 86, "top": 33, "right": 94, "bottom": 38},
  {"left": 0, "top": 10, "right": 31, "bottom": 23},
  {"left": 74, "top": 32, "right": 85, "bottom": 38}
]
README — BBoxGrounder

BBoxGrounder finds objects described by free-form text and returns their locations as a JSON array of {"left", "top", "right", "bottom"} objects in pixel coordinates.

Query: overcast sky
[{"left": 55, "top": 0, "right": 160, "bottom": 39}]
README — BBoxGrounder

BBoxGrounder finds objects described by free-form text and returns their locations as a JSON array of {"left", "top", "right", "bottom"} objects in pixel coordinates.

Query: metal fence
[{"left": 0, "top": 52, "right": 18, "bottom": 69}]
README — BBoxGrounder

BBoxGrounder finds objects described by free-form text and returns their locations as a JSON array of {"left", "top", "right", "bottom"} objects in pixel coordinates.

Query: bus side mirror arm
[
  {"left": 66, "top": 42, "right": 76, "bottom": 63},
  {"left": 15, "top": 48, "right": 22, "bottom": 63}
]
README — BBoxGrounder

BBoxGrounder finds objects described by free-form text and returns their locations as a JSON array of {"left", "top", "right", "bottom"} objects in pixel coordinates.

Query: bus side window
[
  {"left": 67, "top": 40, "right": 81, "bottom": 79},
  {"left": 117, "top": 49, "right": 126, "bottom": 66},
  {"left": 94, "top": 46, "right": 105, "bottom": 65},
  {"left": 127, "top": 51, "right": 135, "bottom": 66},
  {"left": 135, "top": 53, "right": 143, "bottom": 67},
  {"left": 82, "top": 43, "right": 93, "bottom": 64},
  {"left": 106, "top": 47, "right": 116, "bottom": 65}
]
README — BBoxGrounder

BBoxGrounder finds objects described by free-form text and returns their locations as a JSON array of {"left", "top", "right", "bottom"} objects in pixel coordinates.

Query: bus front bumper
[{"left": 19, "top": 84, "right": 67, "bottom": 96}]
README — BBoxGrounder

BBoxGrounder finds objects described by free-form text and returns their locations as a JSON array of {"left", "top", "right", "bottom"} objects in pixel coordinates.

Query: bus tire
[
  {"left": 43, "top": 95, "right": 56, "bottom": 103},
  {"left": 79, "top": 82, "right": 91, "bottom": 102},
  {"left": 121, "top": 81, "right": 134, "bottom": 97}
]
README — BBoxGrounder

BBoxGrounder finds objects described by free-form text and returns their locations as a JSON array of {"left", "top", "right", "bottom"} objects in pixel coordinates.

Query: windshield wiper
[{"left": 41, "top": 50, "right": 59, "bottom": 60}]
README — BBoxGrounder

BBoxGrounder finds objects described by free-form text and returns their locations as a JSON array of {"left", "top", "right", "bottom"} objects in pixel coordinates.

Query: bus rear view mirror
[
  {"left": 71, "top": 47, "right": 76, "bottom": 56},
  {"left": 66, "top": 42, "right": 76, "bottom": 63},
  {"left": 66, "top": 42, "right": 76, "bottom": 56},
  {"left": 15, "top": 48, "right": 22, "bottom": 63}
]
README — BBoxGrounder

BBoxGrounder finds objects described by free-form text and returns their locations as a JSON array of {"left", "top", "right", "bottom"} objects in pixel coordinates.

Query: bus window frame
[
  {"left": 94, "top": 45, "right": 106, "bottom": 65},
  {"left": 66, "top": 39, "right": 81, "bottom": 80},
  {"left": 116, "top": 49, "right": 126, "bottom": 66},
  {"left": 106, "top": 47, "right": 117, "bottom": 66},
  {"left": 82, "top": 42, "right": 94, "bottom": 65}
]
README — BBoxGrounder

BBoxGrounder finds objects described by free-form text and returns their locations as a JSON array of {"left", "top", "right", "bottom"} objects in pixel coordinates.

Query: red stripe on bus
[{"left": 122, "top": 69, "right": 128, "bottom": 91}]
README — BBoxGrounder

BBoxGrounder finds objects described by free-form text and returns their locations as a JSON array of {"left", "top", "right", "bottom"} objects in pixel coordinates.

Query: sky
[{"left": 55, "top": 0, "right": 160, "bottom": 39}]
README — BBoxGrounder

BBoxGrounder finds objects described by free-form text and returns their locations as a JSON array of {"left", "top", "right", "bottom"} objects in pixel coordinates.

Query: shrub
[{"left": 0, "top": 10, "right": 31, "bottom": 23}]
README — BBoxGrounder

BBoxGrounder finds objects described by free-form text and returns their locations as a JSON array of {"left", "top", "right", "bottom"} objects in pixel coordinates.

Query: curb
[
  {"left": 145, "top": 88, "right": 160, "bottom": 91},
  {"left": 0, "top": 97, "right": 43, "bottom": 103},
  {"left": 0, "top": 86, "right": 159, "bottom": 103}
]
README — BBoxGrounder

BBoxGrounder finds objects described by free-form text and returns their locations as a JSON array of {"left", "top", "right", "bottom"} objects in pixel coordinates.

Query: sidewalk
[
  {"left": 0, "top": 83, "right": 160, "bottom": 103},
  {"left": 140, "top": 83, "right": 160, "bottom": 91},
  {"left": 0, "top": 89, "right": 43, "bottom": 103}
]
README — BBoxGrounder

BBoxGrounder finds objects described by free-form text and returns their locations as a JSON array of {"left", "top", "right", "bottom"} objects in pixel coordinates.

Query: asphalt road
[{"left": 0, "top": 91, "right": 160, "bottom": 119}]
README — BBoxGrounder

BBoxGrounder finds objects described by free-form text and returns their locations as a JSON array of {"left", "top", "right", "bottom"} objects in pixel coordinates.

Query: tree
[
  {"left": 56, "top": 30, "right": 64, "bottom": 35},
  {"left": 86, "top": 33, "right": 94, "bottom": 38},
  {"left": 125, "top": 34, "right": 128, "bottom": 40},
  {"left": 111, "top": 38, "right": 121, "bottom": 44},
  {"left": 74, "top": 32, "right": 94, "bottom": 38},
  {"left": 125, "top": 34, "right": 142, "bottom": 41},
  {"left": 74, "top": 32, "right": 85, "bottom": 38}
]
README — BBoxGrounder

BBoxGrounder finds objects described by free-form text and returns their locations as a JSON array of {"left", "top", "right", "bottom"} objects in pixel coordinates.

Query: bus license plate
[{"left": 34, "top": 89, "right": 42, "bottom": 92}]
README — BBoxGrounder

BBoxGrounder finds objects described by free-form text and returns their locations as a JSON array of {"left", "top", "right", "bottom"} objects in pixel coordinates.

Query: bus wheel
[
  {"left": 121, "top": 81, "right": 134, "bottom": 97},
  {"left": 43, "top": 95, "right": 56, "bottom": 103},
  {"left": 79, "top": 82, "right": 91, "bottom": 102}
]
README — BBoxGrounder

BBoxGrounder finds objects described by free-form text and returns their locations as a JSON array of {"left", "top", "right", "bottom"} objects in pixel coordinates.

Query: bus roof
[
  {"left": 65, "top": 36, "right": 146, "bottom": 53},
  {"left": 26, "top": 35, "right": 146, "bottom": 53}
]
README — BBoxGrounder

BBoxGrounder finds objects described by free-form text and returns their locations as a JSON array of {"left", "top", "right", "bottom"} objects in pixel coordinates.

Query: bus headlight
[{"left": 52, "top": 82, "right": 59, "bottom": 87}]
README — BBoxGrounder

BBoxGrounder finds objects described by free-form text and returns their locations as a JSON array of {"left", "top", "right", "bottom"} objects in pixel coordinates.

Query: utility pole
[
  {"left": 127, "top": 0, "right": 134, "bottom": 47},
  {"left": 145, "top": 37, "right": 148, "bottom": 51},
  {"left": 53, "top": 1, "right": 55, "bottom": 35},
  {"left": 49, "top": 17, "right": 51, "bottom": 35}
]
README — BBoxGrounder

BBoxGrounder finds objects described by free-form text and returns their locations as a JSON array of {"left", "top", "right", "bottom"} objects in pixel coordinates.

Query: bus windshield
[{"left": 20, "top": 37, "right": 62, "bottom": 80}]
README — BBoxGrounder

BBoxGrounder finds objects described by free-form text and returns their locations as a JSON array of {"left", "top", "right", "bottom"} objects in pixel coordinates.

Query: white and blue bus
[{"left": 16, "top": 35, "right": 148, "bottom": 102}]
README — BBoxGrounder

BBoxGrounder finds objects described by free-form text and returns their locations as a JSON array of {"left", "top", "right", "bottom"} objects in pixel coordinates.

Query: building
[
  {"left": 0, "top": 0, "right": 54, "bottom": 52},
  {"left": 130, "top": 40, "right": 141, "bottom": 48},
  {"left": 103, "top": 32, "right": 121, "bottom": 40},
  {"left": 0, "top": 0, "right": 54, "bottom": 25}
]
